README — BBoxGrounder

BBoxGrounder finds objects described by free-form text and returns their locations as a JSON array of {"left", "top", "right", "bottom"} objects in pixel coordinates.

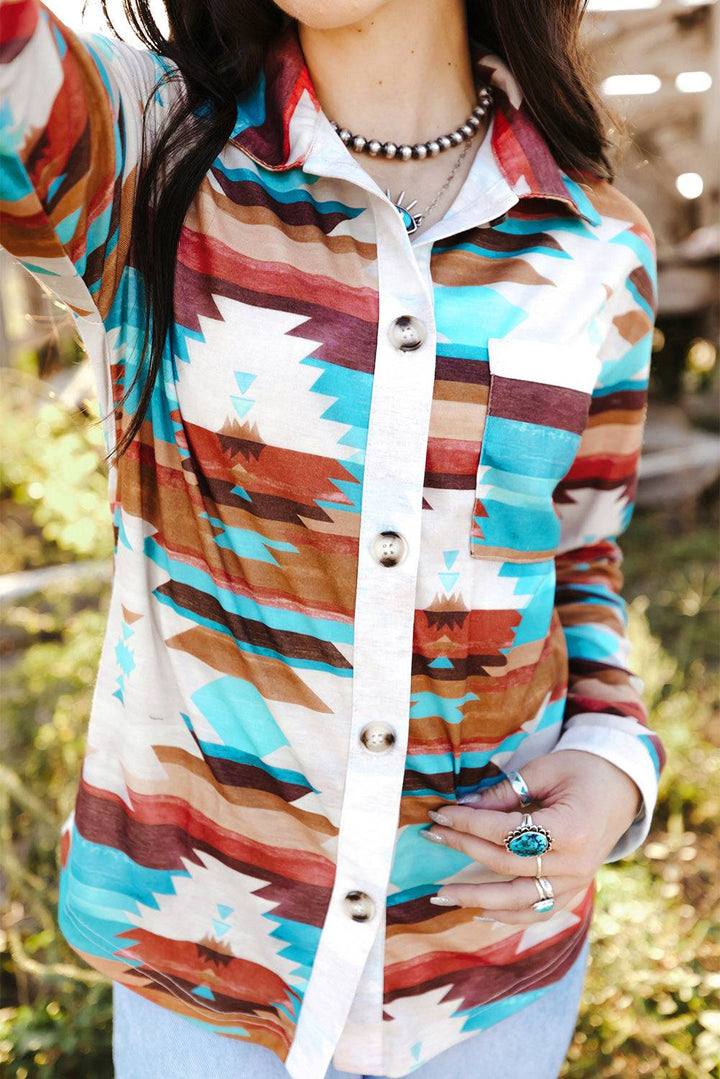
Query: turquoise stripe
[
  {"left": 600, "top": 338, "right": 651, "bottom": 385},
  {"left": 639, "top": 733, "right": 662, "bottom": 780},
  {"left": 561, "top": 174, "right": 602, "bottom": 226},
  {"left": 436, "top": 342, "right": 489, "bottom": 362},
  {"left": 456, "top": 982, "right": 559, "bottom": 1033},
  {"left": 300, "top": 355, "right": 373, "bottom": 436},
  {"left": 482, "top": 417, "right": 581, "bottom": 480},
  {"left": 593, "top": 377, "right": 649, "bottom": 398},
  {"left": 50, "top": 19, "right": 67, "bottom": 59},
  {"left": 58, "top": 826, "right": 190, "bottom": 962},
  {"left": 387, "top": 884, "right": 439, "bottom": 907},
  {"left": 472, "top": 501, "right": 560, "bottom": 554},
  {"left": 64, "top": 826, "right": 188, "bottom": 901},
  {"left": 58, "top": 900, "right": 142, "bottom": 965},
  {"left": 204, "top": 515, "right": 300, "bottom": 565},
  {"left": 409, "top": 690, "right": 478, "bottom": 725},
  {"left": 609, "top": 229, "right": 656, "bottom": 279},
  {"left": 231, "top": 71, "right": 268, "bottom": 138},
  {"left": 216, "top": 163, "right": 363, "bottom": 216},
  {"left": 266, "top": 916, "right": 321, "bottom": 992},
  {"left": 0, "top": 147, "right": 34, "bottom": 198},
  {"left": 434, "top": 286, "right": 526, "bottom": 347},
  {"left": 559, "top": 583, "right": 626, "bottom": 611},
  {"left": 390, "top": 826, "right": 475, "bottom": 889},
  {"left": 563, "top": 623, "right": 619, "bottom": 661},
  {"left": 508, "top": 584, "right": 556, "bottom": 649},
  {"left": 54, "top": 206, "right": 83, "bottom": 246}
]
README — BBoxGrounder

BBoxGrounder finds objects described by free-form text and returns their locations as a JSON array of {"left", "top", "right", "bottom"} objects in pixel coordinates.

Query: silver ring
[
  {"left": 506, "top": 770, "right": 533, "bottom": 807},
  {"left": 532, "top": 875, "right": 555, "bottom": 912},
  {"left": 532, "top": 896, "right": 555, "bottom": 913},
  {"left": 533, "top": 876, "right": 557, "bottom": 910},
  {"left": 536, "top": 854, "right": 543, "bottom": 877},
  {"left": 534, "top": 877, "right": 554, "bottom": 900}
]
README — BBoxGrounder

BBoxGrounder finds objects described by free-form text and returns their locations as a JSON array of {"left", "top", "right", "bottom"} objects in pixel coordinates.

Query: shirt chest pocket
[{"left": 469, "top": 337, "right": 602, "bottom": 563}]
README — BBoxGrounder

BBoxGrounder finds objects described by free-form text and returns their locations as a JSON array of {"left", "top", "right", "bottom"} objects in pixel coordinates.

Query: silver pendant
[{"left": 386, "top": 189, "right": 423, "bottom": 234}]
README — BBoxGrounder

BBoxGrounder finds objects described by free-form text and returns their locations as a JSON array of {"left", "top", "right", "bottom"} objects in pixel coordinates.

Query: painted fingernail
[
  {"left": 420, "top": 829, "right": 446, "bottom": 844},
  {"left": 429, "top": 895, "right": 458, "bottom": 906},
  {"left": 428, "top": 810, "right": 452, "bottom": 826}
]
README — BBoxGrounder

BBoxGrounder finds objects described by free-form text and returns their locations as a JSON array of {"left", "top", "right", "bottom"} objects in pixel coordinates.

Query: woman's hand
[{"left": 423, "top": 749, "right": 643, "bottom": 922}]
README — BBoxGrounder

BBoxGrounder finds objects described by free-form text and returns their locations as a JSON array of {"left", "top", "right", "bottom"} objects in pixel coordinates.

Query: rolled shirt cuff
[{"left": 550, "top": 719, "right": 659, "bottom": 863}]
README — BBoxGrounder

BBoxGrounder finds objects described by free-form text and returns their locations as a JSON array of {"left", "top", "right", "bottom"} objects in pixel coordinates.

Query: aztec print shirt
[{"left": 0, "top": 4, "right": 667, "bottom": 1076}]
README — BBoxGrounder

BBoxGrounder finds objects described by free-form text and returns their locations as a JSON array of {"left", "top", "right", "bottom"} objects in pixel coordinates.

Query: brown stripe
[
  {"left": 488, "top": 376, "right": 591, "bottom": 434},
  {"left": 588, "top": 387, "right": 646, "bottom": 415},
  {"left": 156, "top": 579, "right": 353, "bottom": 670},
  {"left": 434, "top": 355, "right": 491, "bottom": 386},
  {"left": 183, "top": 725, "right": 314, "bottom": 801},
  {"left": 423, "top": 471, "right": 476, "bottom": 491},
  {"left": 167, "top": 627, "right": 333, "bottom": 712},
  {"left": 210, "top": 166, "right": 356, "bottom": 234},
  {"left": 383, "top": 902, "right": 592, "bottom": 1008}
]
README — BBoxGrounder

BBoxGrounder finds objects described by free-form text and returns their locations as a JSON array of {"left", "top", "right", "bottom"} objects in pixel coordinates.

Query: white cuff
[{"left": 550, "top": 721, "right": 659, "bottom": 863}]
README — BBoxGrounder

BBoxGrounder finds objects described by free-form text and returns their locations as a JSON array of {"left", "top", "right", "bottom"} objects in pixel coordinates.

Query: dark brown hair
[{"left": 96, "top": 0, "right": 620, "bottom": 461}]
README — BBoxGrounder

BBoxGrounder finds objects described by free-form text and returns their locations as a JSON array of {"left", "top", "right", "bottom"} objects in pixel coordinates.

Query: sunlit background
[{"left": 1, "top": 2, "right": 718, "bottom": 1077}]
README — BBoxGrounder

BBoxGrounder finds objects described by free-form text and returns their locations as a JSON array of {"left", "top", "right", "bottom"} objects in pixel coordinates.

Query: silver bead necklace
[{"left": 330, "top": 85, "right": 493, "bottom": 235}]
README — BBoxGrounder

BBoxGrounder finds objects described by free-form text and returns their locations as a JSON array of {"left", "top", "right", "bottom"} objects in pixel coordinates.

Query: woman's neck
[{"left": 297, "top": 0, "right": 477, "bottom": 147}]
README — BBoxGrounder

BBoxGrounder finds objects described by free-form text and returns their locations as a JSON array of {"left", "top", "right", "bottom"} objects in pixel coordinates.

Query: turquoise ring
[{"left": 504, "top": 813, "right": 553, "bottom": 857}]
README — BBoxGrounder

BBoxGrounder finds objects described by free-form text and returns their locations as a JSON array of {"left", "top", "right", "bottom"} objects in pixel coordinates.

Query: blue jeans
[{"left": 113, "top": 933, "right": 590, "bottom": 1078}]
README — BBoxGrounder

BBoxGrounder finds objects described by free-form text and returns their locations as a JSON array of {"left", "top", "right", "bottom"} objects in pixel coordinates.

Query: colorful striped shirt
[{"left": 0, "top": 4, "right": 667, "bottom": 1076}]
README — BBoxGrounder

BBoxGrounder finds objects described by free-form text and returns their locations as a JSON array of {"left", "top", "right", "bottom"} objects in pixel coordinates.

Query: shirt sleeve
[
  {"left": 549, "top": 213, "right": 668, "bottom": 864},
  {"left": 0, "top": 0, "right": 175, "bottom": 418}
]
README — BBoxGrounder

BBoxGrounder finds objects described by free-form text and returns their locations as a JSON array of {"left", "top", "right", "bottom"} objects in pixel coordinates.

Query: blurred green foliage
[
  {"left": 0, "top": 371, "right": 718, "bottom": 1078},
  {"left": 1, "top": 588, "right": 113, "bottom": 1077},
  {"left": 0, "top": 372, "right": 113, "bottom": 572}
]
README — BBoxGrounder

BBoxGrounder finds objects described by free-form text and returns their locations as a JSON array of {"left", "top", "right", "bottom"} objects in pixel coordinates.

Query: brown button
[
  {"left": 370, "top": 531, "right": 408, "bottom": 567},
  {"left": 388, "top": 315, "right": 427, "bottom": 352},
  {"left": 343, "top": 890, "right": 375, "bottom": 922},
  {"left": 359, "top": 722, "right": 396, "bottom": 753}
]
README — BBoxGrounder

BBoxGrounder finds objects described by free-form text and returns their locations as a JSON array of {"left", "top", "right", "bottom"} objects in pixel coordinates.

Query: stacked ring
[
  {"left": 532, "top": 876, "right": 555, "bottom": 913},
  {"left": 503, "top": 772, "right": 556, "bottom": 914}
]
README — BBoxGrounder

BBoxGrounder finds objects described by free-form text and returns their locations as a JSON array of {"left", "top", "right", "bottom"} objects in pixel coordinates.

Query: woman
[{"left": 0, "top": 0, "right": 667, "bottom": 1076}]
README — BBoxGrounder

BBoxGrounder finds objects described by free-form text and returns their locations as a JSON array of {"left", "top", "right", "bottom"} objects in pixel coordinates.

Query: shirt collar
[{"left": 229, "top": 20, "right": 601, "bottom": 228}]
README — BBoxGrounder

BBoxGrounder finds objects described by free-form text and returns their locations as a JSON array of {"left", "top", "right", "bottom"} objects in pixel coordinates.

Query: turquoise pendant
[
  {"left": 386, "top": 189, "right": 423, "bottom": 234},
  {"left": 504, "top": 823, "right": 553, "bottom": 857}
]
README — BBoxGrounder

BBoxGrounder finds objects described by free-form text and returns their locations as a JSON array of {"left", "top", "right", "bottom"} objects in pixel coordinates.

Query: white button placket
[{"left": 284, "top": 197, "right": 437, "bottom": 1079}]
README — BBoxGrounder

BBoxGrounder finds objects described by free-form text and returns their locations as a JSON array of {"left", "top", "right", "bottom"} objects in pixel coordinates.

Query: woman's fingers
[
  {"left": 428, "top": 805, "right": 589, "bottom": 859},
  {"left": 421, "top": 824, "right": 580, "bottom": 877},
  {"left": 430, "top": 878, "right": 595, "bottom": 924},
  {"left": 428, "top": 805, "right": 524, "bottom": 843},
  {"left": 431, "top": 875, "right": 582, "bottom": 910},
  {"left": 423, "top": 803, "right": 593, "bottom": 878},
  {"left": 470, "top": 894, "right": 577, "bottom": 925}
]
